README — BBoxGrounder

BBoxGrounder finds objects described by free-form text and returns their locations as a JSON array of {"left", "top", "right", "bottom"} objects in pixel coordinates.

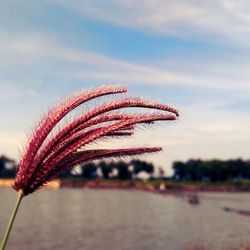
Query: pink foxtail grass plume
[{"left": 0, "top": 85, "right": 179, "bottom": 250}]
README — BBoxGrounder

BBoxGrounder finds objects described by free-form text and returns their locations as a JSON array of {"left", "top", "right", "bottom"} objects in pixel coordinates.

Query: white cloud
[
  {"left": 0, "top": 31, "right": 57, "bottom": 65},
  {"left": 1, "top": 31, "right": 250, "bottom": 93},
  {"left": 52, "top": 0, "right": 250, "bottom": 46},
  {"left": 0, "top": 80, "right": 38, "bottom": 101}
]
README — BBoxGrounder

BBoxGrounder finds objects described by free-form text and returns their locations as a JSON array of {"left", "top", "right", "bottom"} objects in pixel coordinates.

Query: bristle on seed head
[{"left": 13, "top": 85, "right": 179, "bottom": 195}]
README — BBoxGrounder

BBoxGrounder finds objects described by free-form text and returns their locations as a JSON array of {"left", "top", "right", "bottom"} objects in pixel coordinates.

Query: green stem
[{"left": 0, "top": 191, "right": 23, "bottom": 250}]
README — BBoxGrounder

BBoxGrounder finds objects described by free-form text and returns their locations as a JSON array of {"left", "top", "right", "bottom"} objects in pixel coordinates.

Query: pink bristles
[
  {"left": 66, "top": 147, "right": 162, "bottom": 165},
  {"left": 32, "top": 113, "right": 136, "bottom": 168},
  {"left": 15, "top": 87, "right": 127, "bottom": 188},
  {"left": 39, "top": 113, "right": 175, "bottom": 167},
  {"left": 25, "top": 114, "right": 176, "bottom": 193},
  {"left": 28, "top": 147, "right": 162, "bottom": 193},
  {"left": 105, "top": 131, "right": 134, "bottom": 137},
  {"left": 13, "top": 86, "right": 179, "bottom": 195},
  {"left": 32, "top": 98, "right": 178, "bottom": 171},
  {"left": 17, "top": 88, "right": 126, "bottom": 174}
]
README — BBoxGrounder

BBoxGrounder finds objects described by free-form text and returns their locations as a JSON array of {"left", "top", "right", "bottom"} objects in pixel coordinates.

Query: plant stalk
[{"left": 0, "top": 190, "right": 23, "bottom": 250}]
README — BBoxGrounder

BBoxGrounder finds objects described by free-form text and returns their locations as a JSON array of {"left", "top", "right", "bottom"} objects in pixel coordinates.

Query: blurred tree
[
  {"left": 81, "top": 163, "right": 97, "bottom": 179},
  {"left": 172, "top": 161, "right": 185, "bottom": 180},
  {"left": 131, "top": 160, "right": 154, "bottom": 174},
  {"left": 172, "top": 158, "right": 250, "bottom": 182},
  {"left": 116, "top": 161, "right": 132, "bottom": 180},
  {"left": 99, "top": 161, "right": 113, "bottom": 179}
]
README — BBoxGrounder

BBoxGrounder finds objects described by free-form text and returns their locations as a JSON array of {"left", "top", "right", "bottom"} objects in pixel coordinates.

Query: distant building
[
  {"left": 70, "top": 165, "right": 82, "bottom": 176},
  {"left": 135, "top": 171, "right": 151, "bottom": 181},
  {"left": 96, "top": 168, "right": 103, "bottom": 178},
  {"left": 109, "top": 168, "right": 118, "bottom": 178}
]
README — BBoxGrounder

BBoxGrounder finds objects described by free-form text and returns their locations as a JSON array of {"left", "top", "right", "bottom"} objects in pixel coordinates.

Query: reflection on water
[{"left": 0, "top": 189, "right": 249, "bottom": 250}]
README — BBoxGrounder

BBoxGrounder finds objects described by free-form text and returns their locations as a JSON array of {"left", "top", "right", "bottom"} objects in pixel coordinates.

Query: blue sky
[{"left": 1, "top": 0, "right": 250, "bottom": 174}]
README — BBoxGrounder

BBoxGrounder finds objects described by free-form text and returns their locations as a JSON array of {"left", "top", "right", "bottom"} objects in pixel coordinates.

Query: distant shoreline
[{"left": 1, "top": 178, "right": 250, "bottom": 193}]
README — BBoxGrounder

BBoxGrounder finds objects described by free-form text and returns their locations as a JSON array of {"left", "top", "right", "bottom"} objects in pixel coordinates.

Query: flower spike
[{"left": 13, "top": 86, "right": 179, "bottom": 195}]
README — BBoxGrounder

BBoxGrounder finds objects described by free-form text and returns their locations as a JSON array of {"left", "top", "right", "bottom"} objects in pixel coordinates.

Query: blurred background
[
  {"left": 1, "top": 0, "right": 250, "bottom": 172},
  {"left": 0, "top": 1, "right": 250, "bottom": 250}
]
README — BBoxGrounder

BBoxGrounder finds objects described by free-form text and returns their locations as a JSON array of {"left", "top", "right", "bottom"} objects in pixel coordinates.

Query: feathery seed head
[{"left": 13, "top": 86, "right": 179, "bottom": 196}]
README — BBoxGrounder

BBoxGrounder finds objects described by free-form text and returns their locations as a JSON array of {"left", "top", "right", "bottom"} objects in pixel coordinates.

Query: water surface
[{"left": 0, "top": 189, "right": 249, "bottom": 250}]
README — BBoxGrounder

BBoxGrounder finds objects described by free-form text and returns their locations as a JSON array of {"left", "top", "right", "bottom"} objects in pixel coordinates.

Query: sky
[{"left": 1, "top": 0, "right": 250, "bottom": 174}]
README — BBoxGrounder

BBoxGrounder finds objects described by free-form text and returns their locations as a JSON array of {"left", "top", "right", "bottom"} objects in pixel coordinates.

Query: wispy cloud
[
  {"left": 1, "top": 31, "right": 250, "bottom": 93},
  {"left": 53, "top": 0, "right": 250, "bottom": 47},
  {"left": 0, "top": 80, "right": 38, "bottom": 102}
]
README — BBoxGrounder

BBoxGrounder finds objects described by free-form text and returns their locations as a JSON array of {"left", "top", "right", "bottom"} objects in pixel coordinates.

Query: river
[{"left": 0, "top": 189, "right": 249, "bottom": 250}]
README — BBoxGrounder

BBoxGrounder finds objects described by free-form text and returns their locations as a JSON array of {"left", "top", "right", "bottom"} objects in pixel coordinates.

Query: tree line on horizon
[
  {"left": 1, "top": 155, "right": 250, "bottom": 182},
  {"left": 173, "top": 159, "right": 250, "bottom": 181},
  {"left": 0, "top": 155, "right": 156, "bottom": 180}
]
